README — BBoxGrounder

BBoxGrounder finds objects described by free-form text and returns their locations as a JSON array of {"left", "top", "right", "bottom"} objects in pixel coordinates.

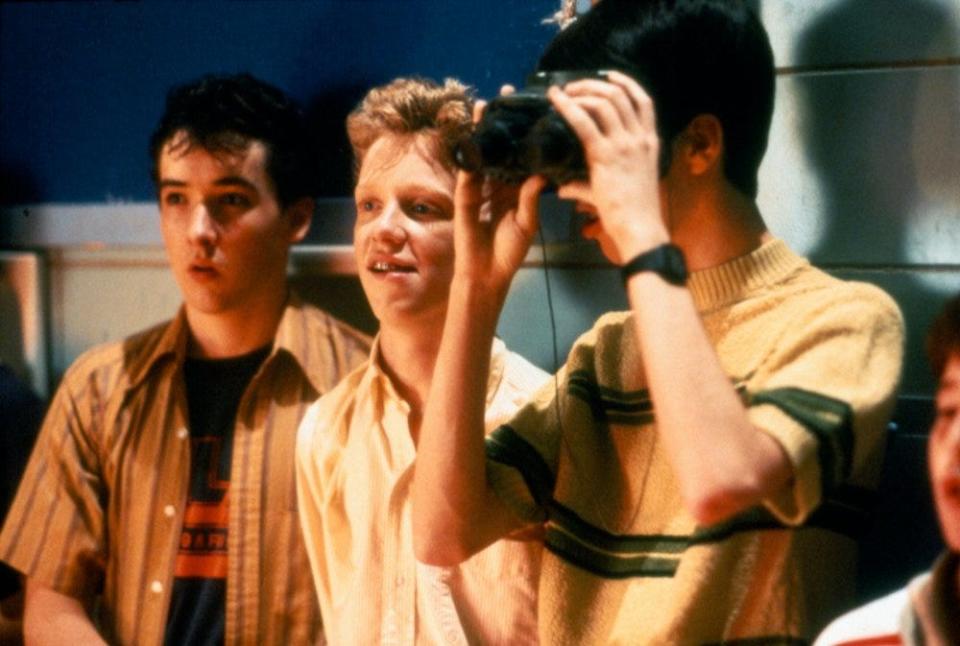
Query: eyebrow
[
  {"left": 158, "top": 176, "right": 257, "bottom": 191},
  {"left": 399, "top": 185, "right": 455, "bottom": 205}
]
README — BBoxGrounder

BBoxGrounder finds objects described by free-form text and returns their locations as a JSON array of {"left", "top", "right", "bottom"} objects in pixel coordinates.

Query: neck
[
  {"left": 185, "top": 289, "right": 287, "bottom": 359},
  {"left": 670, "top": 181, "right": 770, "bottom": 272},
  {"left": 377, "top": 320, "right": 444, "bottom": 444}
]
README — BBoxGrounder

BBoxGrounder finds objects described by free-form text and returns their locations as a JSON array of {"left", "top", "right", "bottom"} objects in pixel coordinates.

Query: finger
[
  {"left": 604, "top": 70, "right": 657, "bottom": 135},
  {"left": 563, "top": 77, "right": 638, "bottom": 133},
  {"left": 565, "top": 95, "right": 625, "bottom": 136},
  {"left": 472, "top": 99, "right": 488, "bottom": 124},
  {"left": 454, "top": 170, "right": 486, "bottom": 228},
  {"left": 514, "top": 175, "right": 547, "bottom": 237},
  {"left": 556, "top": 180, "right": 592, "bottom": 204},
  {"left": 499, "top": 84, "right": 516, "bottom": 96},
  {"left": 548, "top": 86, "right": 602, "bottom": 148},
  {"left": 486, "top": 179, "right": 519, "bottom": 224}
]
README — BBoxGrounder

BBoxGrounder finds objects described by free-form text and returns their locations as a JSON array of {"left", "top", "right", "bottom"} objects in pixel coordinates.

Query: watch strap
[{"left": 620, "top": 243, "right": 688, "bottom": 286}]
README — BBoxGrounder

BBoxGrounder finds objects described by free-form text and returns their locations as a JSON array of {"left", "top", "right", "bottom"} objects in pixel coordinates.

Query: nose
[
  {"left": 373, "top": 201, "right": 406, "bottom": 244},
  {"left": 187, "top": 203, "right": 218, "bottom": 247}
]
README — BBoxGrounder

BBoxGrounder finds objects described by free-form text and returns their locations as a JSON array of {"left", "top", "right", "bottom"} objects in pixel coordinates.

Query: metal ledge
[{"left": 0, "top": 196, "right": 612, "bottom": 272}]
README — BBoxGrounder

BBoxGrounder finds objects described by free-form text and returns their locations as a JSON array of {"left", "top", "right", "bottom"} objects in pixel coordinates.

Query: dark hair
[
  {"left": 538, "top": 0, "right": 775, "bottom": 198},
  {"left": 148, "top": 73, "right": 318, "bottom": 208},
  {"left": 926, "top": 293, "right": 960, "bottom": 379}
]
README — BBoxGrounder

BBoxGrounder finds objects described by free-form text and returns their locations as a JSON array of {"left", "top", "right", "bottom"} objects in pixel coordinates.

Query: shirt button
[
  {"left": 177, "top": 428, "right": 188, "bottom": 440},
  {"left": 150, "top": 580, "right": 163, "bottom": 594},
  {"left": 163, "top": 505, "right": 175, "bottom": 518}
]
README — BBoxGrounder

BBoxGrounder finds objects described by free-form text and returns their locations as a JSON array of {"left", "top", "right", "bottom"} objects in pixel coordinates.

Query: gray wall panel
[
  {"left": 760, "top": 66, "right": 960, "bottom": 266},
  {"left": 761, "top": 0, "right": 960, "bottom": 69}
]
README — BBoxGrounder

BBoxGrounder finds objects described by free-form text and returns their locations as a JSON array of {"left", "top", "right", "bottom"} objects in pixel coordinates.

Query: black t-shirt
[{"left": 164, "top": 345, "right": 270, "bottom": 646}]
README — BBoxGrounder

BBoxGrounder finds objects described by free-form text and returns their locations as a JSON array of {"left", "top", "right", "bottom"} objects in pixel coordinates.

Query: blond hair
[{"left": 347, "top": 77, "right": 474, "bottom": 173}]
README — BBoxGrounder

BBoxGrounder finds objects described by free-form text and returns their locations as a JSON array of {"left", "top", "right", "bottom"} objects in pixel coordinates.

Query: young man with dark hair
[
  {"left": 413, "top": 1, "right": 904, "bottom": 643},
  {"left": 295, "top": 77, "right": 546, "bottom": 645},
  {"left": 816, "top": 293, "right": 960, "bottom": 645},
  {"left": 0, "top": 73, "right": 371, "bottom": 645}
]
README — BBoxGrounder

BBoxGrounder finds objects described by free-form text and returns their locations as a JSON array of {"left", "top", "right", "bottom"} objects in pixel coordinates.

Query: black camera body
[{"left": 455, "top": 70, "right": 610, "bottom": 184}]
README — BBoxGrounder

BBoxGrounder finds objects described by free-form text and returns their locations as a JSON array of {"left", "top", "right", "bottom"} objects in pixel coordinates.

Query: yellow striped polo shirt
[{"left": 487, "top": 239, "right": 905, "bottom": 644}]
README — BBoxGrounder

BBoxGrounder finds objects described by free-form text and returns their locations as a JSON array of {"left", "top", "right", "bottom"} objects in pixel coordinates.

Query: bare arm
[
  {"left": 23, "top": 579, "right": 105, "bottom": 646},
  {"left": 550, "top": 72, "right": 792, "bottom": 526},
  {"left": 623, "top": 275, "right": 792, "bottom": 524},
  {"left": 412, "top": 161, "right": 547, "bottom": 566}
]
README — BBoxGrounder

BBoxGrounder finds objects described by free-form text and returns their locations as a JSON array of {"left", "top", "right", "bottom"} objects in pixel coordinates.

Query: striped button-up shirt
[{"left": 0, "top": 294, "right": 371, "bottom": 646}]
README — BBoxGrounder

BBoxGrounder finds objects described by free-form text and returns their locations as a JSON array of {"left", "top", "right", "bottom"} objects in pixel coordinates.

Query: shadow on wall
[{"left": 796, "top": 0, "right": 960, "bottom": 396}]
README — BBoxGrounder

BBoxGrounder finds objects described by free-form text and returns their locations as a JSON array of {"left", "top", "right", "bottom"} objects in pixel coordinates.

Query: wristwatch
[{"left": 620, "top": 243, "right": 687, "bottom": 286}]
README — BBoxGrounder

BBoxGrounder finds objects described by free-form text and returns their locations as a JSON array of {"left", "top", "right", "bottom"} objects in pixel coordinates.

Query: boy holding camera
[
  {"left": 295, "top": 77, "right": 546, "bottom": 645},
  {"left": 412, "top": 1, "right": 904, "bottom": 643}
]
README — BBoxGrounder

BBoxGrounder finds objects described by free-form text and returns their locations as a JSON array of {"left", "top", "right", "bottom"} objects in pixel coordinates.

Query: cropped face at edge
[
  {"left": 353, "top": 133, "right": 456, "bottom": 330},
  {"left": 930, "top": 351, "right": 960, "bottom": 551}
]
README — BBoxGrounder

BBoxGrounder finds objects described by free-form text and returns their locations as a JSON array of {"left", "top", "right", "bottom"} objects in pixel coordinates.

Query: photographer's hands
[
  {"left": 548, "top": 70, "right": 670, "bottom": 263},
  {"left": 452, "top": 100, "right": 547, "bottom": 299},
  {"left": 413, "top": 102, "right": 545, "bottom": 567}
]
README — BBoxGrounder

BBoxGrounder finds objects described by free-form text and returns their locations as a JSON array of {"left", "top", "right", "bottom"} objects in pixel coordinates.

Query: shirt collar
[
  {"left": 365, "top": 334, "right": 507, "bottom": 411},
  {"left": 125, "top": 308, "right": 190, "bottom": 392},
  {"left": 270, "top": 291, "right": 332, "bottom": 394},
  {"left": 687, "top": 238, "right": 808, "bottom": 313},
  {"left": 909, "top": 550, "right": 960, "bottom": 644},
  {"left": 125, "top": 291, "right": 321, "bottom": 393}
]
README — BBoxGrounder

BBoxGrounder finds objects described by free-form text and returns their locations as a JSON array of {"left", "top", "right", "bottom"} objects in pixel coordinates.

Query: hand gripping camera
[{"left": 455, "top": 70, "right": 610, "bottom": 185}]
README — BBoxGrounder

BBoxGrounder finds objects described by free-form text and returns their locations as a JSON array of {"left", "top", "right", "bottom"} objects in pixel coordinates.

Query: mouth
[
  {"left": 574, "top": 200, "right": 598, "bottom": 216},
  {"left": 578, "top": 212, "right": 602, "bottom": 239},
  {"left": 370, "top": 260, "right": 416, "bottom": 274},
  {"left": 188, "top": 263, "right": 220, "bottom": 278}
]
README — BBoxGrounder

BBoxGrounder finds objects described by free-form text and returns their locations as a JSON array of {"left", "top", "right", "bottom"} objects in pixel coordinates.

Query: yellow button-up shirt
[
  {"left": 0, "top": 295, "right": 371, "bottom": 645},
  {"left": 296, "top": 337, "right": 548, "bottom": 645}
]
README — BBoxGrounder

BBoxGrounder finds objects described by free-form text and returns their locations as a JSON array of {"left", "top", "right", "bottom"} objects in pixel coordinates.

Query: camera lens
[{"left": 524, "top": 112, "right": 585, "bottom": 182}]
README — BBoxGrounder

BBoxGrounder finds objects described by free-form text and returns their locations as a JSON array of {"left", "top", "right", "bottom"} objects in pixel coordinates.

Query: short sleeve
[
  {"left": 0, "top": 365, "right": 108, "bottom": 598},
  {"left": 485, "top": 372, "right": 566, "bottom": 525},
  {"left": 747, "top": 285, "right": 904, "bottom": 524}
]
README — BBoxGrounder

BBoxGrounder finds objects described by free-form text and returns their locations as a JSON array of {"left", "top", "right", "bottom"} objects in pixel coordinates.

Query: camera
[{"left": 455, "top": 70, "right": 610, "bottom": 184}]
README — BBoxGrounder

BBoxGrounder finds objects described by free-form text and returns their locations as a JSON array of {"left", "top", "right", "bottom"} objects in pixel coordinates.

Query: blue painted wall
[{"left": 0, "top": 0, "right": 558, "bottom": 205}]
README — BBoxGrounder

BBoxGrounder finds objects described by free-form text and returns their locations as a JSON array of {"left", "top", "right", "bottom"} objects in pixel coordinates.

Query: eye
[
  {"left": 935, "top": 402, "right": 958, "bottom": 422},
  {"left": 219, "top": 192, "right": 251, "bottom": 208},
  {"left": 355, "top": 198, "right": 381, "bottom": 220},
  {"left": 162, "top": 192, "right": 186, "bottom": 207},
  {"left": 407, "top": 200, "right": 450, "bottom": 221}
]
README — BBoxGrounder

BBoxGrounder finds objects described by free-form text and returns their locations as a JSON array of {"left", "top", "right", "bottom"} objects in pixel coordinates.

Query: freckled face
[
  {"left": 353, "top": 133, "right": 456, "bottom": 331},
  {"left": 158, "top": 132, "right": 304, "bottom": 319},
  {"left": 930, "top": 352, "right": 960, "bottom": 551}
]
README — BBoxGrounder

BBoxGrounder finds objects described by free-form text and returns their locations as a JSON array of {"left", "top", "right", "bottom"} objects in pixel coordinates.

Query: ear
[
  {"left": 678, "top": 114, "right": 724, "bottom": 177},
  {"left": 286, "top": 197, "right": 314, "bottom": 244}
]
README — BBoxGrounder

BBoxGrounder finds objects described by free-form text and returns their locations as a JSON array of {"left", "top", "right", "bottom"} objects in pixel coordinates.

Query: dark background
[{"left": 0, "top": 0, "right": 560, "bottom": 206}]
